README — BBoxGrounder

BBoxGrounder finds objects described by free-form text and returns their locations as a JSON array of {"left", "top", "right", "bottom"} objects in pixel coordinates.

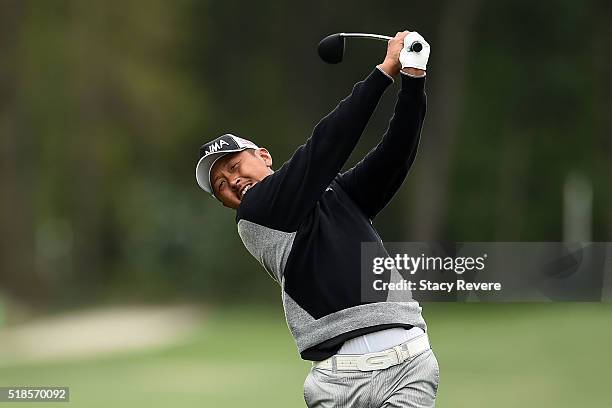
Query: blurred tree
[
  {"left": 0, "top": 1, "right": 44, "bottom": 303},
  {"left": 406, "top": 0, "right": 483, "bottom": 240},
  {"left": 0, "top": 0, "right": 212, "bottom": 306}
]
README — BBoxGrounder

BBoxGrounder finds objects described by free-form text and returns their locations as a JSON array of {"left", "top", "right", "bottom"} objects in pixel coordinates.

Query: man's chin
[{"left": 222, "top": 199, "right": 240, "bottom": 210}]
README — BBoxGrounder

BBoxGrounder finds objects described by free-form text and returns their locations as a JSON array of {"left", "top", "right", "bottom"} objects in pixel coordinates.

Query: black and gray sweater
[{"left": 236, "top": 67, "right": 428, "bottom": 361}]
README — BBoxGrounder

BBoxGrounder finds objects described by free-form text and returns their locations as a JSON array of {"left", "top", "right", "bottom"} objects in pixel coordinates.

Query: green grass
[{"left": 1, "top": 303, "right": 611, "bottom": 407}]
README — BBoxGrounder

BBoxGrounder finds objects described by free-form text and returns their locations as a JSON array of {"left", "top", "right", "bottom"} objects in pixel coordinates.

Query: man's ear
[{"left": 255, "top": 147, "right": 273, "bottom": 168}]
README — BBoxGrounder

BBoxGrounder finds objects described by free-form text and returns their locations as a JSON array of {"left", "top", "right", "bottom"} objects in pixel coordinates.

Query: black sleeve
[
  {"left": 336, "top": 74, "right": 427, "bottom": 220},
  {"left": 237, "top": 68, "right": 393, "bottom": 231}
]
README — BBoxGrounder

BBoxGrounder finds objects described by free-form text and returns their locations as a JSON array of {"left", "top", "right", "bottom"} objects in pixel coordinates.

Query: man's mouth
[{"left": 239, "top": 184, "right": 253, "bottom": 200}]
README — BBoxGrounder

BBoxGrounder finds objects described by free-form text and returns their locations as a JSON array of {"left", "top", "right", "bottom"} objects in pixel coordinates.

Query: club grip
[{"left": 409, "top": 41, "right": 423, "bottom": 52}]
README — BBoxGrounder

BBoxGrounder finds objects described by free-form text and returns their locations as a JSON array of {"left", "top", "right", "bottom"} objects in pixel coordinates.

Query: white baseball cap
[{"left": 195, "top": 133, "right": 259, "bottom": 194}]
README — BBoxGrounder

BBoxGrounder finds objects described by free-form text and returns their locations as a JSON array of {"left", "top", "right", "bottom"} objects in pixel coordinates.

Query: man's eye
[
  {"left": 218, "top": 181, "right": 226, "bottom": 190},
  {"left": 231, "top": 162, "right": 239, "bottom": 170}
]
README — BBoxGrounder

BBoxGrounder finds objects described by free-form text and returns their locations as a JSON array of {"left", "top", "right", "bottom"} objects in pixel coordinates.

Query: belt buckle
[{"left": 356, "top": 351, "right": 393, "bottom": 371}]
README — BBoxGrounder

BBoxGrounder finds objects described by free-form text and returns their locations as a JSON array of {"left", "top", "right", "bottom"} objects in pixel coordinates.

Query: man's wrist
[
  {"left": 401, "top": 67, "right": 426, "bottom": 77},
  {"left": 377, "top": 59, "right": 400, "bottom": 78}
]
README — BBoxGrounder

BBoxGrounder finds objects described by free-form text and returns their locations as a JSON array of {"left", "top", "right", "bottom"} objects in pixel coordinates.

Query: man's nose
[{"left": 230, "top": 177, "right": 241, "bottom": 191}]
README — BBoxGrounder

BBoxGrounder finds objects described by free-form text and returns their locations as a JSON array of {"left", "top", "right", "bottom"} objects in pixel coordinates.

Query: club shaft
[{"left": 339, "top": 33, "right": 393, "bottom": 42}]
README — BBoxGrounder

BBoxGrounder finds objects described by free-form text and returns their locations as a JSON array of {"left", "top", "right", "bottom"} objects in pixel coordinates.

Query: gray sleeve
[{"left": 237, "top": 219, "right": 297, "bottom": 283}]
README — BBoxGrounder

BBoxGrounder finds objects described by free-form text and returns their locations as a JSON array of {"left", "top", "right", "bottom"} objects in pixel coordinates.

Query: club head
[{"left": 318, "top": 33, "right": 345, "bottom": 64}]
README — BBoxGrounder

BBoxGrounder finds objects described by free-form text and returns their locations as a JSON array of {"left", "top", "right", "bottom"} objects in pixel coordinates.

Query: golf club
[{"left": 318, "top": 32, "right": 423, "bottom": 64}]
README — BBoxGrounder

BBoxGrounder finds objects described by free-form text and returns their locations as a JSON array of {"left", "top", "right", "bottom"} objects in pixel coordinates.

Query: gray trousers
[{"left": 303, "top": 348, "right": 440, "bottom": 407}]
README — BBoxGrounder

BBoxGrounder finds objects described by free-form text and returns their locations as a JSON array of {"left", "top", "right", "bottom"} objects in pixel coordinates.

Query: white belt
[{"left": 313, "top": 333, "right": 431, "bottom": 372}]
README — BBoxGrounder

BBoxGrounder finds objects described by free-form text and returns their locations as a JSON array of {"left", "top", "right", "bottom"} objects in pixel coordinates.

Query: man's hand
[
  {"left": 377, "top": 31, "right": 426, "bottom": 78},
  {"left": 399, "top": 32, "right": 430, "bottom": 73},
  {"left": 377, "top": 31, "right": 408, "bottom": 77}
]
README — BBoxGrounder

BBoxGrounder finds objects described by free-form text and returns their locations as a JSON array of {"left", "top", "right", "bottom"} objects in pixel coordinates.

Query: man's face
[{"left": 210, "top": 148, "right": 273, "bottom": 209}]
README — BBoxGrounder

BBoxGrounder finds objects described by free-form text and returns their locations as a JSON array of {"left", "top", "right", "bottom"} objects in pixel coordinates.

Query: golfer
[{"left": 196, "top": 31, "right": 439, "bottom": 407}]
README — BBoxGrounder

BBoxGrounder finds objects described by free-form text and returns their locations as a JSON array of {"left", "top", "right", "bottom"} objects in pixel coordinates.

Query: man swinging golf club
[{"left": 196, "top": 30, "right": 439, "bottom": 407}]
